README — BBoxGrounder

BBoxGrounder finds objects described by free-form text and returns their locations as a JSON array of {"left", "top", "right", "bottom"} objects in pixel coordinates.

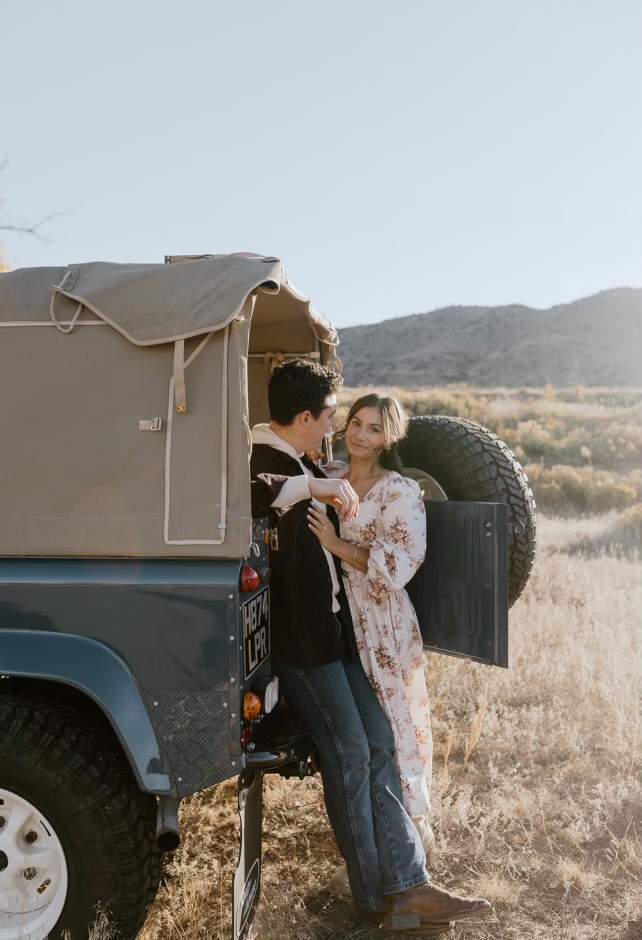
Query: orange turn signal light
[
  {"left": 243, "top": 691, "right": 262, "bottom": 720},
  {"left": 241, "top": 565, "right": 261, "bottom": 592}
]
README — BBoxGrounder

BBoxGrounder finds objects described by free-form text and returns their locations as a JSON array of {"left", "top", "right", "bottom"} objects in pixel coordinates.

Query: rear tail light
[
  {"left": 241, "top": 565, "right": 261, "bottom": 592},
  {"left": 243, "top": 691, "right": 262, "bottom": 719},
  {"left": 241, "top": 678, "right": 279, "bottom": 724}
]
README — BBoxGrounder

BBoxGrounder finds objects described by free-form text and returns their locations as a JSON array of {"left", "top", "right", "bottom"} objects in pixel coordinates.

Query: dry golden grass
[
  {"left": 135, "top": 510, "right": 641, "bottom": 940},
  {"left": 73, "top": 907, "right": 119, "bottom": 940}
]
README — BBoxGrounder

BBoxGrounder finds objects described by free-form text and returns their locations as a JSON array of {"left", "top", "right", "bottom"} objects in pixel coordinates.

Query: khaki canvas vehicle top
[{"left": 0, "top": 253, "right": 338, "bottom": 558}]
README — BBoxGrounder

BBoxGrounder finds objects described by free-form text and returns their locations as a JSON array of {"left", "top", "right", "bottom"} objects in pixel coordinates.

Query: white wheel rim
[
  {"left": 402, "top": 466, "right": 448, "bottom": 501},
  {"left": 0, "top": 788, "right": 68, "bottom": 940}
]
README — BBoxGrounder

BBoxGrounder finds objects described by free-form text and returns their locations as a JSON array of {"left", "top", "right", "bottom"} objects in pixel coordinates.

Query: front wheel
[{"left": 0, "top": 693, "right": 161, "bottom": 940}]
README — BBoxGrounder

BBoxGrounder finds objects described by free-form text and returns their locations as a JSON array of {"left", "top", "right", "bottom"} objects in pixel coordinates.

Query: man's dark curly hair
[{"left": 268, "top": 359, "right": 343, "bottom": 426}]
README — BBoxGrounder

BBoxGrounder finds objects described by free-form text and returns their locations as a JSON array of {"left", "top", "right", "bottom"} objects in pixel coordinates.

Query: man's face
[{"left": 303, "top": 397, "right": 337, "bottom": 452}]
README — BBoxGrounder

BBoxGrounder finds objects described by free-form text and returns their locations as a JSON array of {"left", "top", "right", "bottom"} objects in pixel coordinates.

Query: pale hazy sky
[{"left": 2, "top": 0, "right": 640, "bottom": 327}]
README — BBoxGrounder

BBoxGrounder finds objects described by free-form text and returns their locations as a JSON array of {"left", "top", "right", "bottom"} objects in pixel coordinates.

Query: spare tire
[{"left": 398, "top": 415, "right": 537, "bottom": 607}]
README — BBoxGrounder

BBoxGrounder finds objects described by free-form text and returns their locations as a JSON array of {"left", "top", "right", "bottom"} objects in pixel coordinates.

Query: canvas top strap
[
  {"left": 263, "top": 350, "right": 285, "bottom": 372},
  {"left": 173, "top": 339, "right": 187, "bottom": 413},
  {"left": 49, "top": 270, "right": 84, "bottom": 334}
]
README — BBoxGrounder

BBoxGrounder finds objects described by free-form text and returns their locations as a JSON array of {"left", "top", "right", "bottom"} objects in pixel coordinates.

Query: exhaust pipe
[{"left": 156, "top": 796, "right": 181, "bottom": 852}]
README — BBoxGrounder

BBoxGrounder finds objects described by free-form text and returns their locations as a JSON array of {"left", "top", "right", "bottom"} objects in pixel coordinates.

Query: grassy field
[
  {"left": 134, "top": 386, "right": 641, "bottom": 940},
  {"left": 336, "top": 385, "right": 642, "bottom": 519}
]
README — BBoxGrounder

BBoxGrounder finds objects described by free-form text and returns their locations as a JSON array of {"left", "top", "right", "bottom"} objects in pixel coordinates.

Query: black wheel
[
  {"left": 0, "top": 692, "right": 161, "bottom": 940},
  {"left": 399, "top": 415, "right": 537, "bottom": 606}
]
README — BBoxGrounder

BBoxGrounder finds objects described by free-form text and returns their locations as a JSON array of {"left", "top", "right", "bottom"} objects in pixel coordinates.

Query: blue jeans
[{"left": 273, "top": 657, "right": 428, "bottom": 910}]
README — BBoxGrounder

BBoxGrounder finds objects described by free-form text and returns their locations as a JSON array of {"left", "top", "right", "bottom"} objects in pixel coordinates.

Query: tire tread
[
  {"left": 0, "top": 691, "right": 161, "bottom": 939},
  {"left": 400, "top": 415, "right": 537, "bottom": 606}
]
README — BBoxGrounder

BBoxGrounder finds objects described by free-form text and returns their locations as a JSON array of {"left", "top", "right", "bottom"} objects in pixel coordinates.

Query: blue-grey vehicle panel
[
  {"left": 0, "top": 557, "right": 270, "bottom": 796},
  {"left": 0, "top": 629, "right": 175, "bottom": 794},
  {"left": 0, "top": 558, "right": 238, "bottom": 688}
]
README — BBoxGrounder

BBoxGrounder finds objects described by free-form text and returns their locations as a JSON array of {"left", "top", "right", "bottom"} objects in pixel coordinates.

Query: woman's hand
[{"left": 307, "top": 504, "right": 340, "bottom": 552}]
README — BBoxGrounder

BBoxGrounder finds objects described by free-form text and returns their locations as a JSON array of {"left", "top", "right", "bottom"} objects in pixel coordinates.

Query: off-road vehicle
[{"left": 0, "top": 253, "right": 536, "bottom": 939}]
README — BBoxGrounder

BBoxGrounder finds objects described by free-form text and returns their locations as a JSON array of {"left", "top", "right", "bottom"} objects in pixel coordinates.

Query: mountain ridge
[{"left": 336, "top": 287, "right": 642, "bottom": 387}]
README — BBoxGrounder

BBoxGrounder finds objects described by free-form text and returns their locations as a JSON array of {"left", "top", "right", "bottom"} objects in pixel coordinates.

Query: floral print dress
[{"left": 324, "top": 463, "right": 432, "bottom": 817}]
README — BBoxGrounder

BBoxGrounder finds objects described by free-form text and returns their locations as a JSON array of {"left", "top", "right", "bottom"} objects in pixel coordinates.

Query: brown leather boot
[
  {"left": 384, "top": 882, "right": 490, "bottom": 930},
  {"left": 352, "top": 906, "right": 454, "bottom": 934},
  {"left": 351, "top": 906, "right": 384, "bottom": 926}
]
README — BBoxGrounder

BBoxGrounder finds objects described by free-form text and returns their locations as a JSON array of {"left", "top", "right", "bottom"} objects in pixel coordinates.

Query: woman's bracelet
[{"left": 351, "top": 544, "right": 359, "bottom": 566}]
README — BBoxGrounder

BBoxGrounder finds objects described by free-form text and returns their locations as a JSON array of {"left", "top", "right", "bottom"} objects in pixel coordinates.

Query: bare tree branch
[
  {"left": 0, "top": 159, "right": 64, "bottom": 241},
  {"left": 0, "top": 212, "right": 66, "bottom": 241}
]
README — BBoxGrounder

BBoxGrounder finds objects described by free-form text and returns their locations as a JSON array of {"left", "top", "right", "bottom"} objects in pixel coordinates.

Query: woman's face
[{"left": 344, "top": 406, "right": 386, "bottom": 463}]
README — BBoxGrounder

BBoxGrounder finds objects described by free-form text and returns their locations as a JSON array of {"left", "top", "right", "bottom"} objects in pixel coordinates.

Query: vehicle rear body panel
[{"left": 0, "top": 554, "right": 272, "bottom": 796}]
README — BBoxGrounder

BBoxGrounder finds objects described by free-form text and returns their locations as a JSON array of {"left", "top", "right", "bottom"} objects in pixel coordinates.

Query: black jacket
[{"left": 250, "top": 444, "right": 358, "bottom": 669}]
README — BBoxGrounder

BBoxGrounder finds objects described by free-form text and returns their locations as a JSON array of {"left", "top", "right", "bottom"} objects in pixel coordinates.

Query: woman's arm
[
  {"left": 307, "top": 505, "right": 369, "bottom": 573},
  {"left": 366, "top": 478, "right": 426, "bottom": 591}
]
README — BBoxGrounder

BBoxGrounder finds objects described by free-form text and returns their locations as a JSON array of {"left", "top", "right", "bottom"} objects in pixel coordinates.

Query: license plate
[{"left": 242, "top": 587, "right": 269, "bottom": 680}]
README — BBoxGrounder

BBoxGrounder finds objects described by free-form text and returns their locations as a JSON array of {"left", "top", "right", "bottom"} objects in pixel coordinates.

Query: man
[{"left": 250, "top": 359, "right": 490, "bottom": 934}]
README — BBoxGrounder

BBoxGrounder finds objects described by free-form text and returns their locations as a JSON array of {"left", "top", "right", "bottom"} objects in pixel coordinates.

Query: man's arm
[
  {"left": 270, "top": 476, "right": 359, "bottom": 519},
  {"left": 250, "top": 444, "right": 359, "bottom": 520},
  {"left": 250, "top": 445, "right": 303, "bottom": 517},
  {"left": 251, "top": 472, "right": 292, "bottom": 518}
]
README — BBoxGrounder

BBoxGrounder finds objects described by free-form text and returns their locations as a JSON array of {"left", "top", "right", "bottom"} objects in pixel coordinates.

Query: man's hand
[{"left": 308, "top": 477, "right": 359, "bottom": 522}]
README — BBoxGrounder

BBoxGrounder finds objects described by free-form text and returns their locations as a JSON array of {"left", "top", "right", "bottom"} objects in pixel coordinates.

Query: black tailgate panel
[{"left": 407, "top": 501, "right": 509, "bottom": 667}]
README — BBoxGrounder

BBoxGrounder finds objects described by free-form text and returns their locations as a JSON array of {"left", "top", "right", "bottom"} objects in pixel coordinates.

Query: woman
[{"left": 307, "top": 393, "right": 434, "bottom": 893}]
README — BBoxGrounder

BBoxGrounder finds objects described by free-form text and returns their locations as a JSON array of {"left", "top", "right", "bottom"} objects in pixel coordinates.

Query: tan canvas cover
[{"left": 0, "top": 254, "right": 338, "bottom": 558}]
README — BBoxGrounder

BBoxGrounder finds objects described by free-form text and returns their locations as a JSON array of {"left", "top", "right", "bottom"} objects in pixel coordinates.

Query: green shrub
[{"left": 524, "top": 464, "right": 642, "bottom": 515}]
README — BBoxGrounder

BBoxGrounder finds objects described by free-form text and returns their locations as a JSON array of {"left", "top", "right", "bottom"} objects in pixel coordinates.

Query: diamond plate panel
[{"left": 145, "top": 690, "right": 237, "bottom": 796}]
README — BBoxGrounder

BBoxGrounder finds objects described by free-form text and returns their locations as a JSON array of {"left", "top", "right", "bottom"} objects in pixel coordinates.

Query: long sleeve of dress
[{"left": 365, "top": 476, "right": 426, "bottom": 603}]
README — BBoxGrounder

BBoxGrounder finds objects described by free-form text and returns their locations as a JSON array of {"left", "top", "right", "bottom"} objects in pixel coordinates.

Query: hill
[{"left": 336, "top": 287, "right": 642, "bottom": 387}]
